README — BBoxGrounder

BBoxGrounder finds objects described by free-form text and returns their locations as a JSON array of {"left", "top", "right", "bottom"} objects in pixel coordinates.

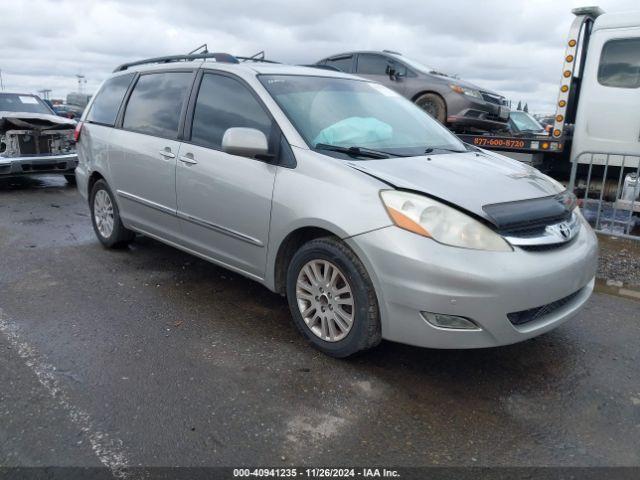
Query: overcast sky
[{"left": 1, "top": 0, "right": 638, "bottom": 113}]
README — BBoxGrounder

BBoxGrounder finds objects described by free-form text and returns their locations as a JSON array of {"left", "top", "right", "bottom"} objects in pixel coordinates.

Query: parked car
[
  {"left": 508, "top": 110, "right": 549, "bottom": 135},
  {"left": 52, "top": 104, "right": 84, "bottom": 119},
  {"left": 0, "top": 92, "right": 78, "bottom": 183},
  {"left": 75, "top": 55, "right": 597, "bottom": 357},
  {"left": 315, "top": 50, "right": 510, "bottom": 132}
]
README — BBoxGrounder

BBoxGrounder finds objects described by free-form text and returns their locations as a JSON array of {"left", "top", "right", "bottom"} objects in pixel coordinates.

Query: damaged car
[
  {"left": 76, "top": 58, "right": 598, "bottom": 358},
  {"left": 0, "top": 93, "right": 78, "bottom": 183}
]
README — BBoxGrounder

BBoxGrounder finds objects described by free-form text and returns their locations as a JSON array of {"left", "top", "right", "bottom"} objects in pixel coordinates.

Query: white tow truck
[
  {"left": 458, "top": 6, "right": 640, "bottom": 172},
  {"left": 457, "top": 6, "right": 640, "bottom": 237}
]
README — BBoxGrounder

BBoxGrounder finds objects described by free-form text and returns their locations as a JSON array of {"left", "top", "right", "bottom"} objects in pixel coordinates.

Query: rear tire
[
  {"left": 89, "top": 179, "right": 135, "bottom": 249},
  {"left": 286, "top": 237, "right": 381, "bottom": 358},
  {"left": 415, "top": 93, "right": 447, "bottom": 123}
]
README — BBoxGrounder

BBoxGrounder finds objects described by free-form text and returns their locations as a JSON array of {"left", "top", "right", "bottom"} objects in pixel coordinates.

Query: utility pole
[
  {"left": 76, "top": 74, "right": 86, "bottom": 94},
  {"left": 38, "top": 89, "right": 52, "bottom": 100}
]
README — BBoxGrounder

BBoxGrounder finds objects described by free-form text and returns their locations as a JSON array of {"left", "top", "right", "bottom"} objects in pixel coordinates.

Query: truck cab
[{"left": 572, "top": 10, "right": 640, "bottom": 165}]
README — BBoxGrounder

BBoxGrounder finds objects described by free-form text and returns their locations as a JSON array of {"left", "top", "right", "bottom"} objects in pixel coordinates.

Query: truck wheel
[
  {"left": 89, "top": 179, "right": 135, "bottom": 249},
  {"left": 286, "top": 237, "right": 381, "bottom": 358},
  {"left": 415, "top": 93, "right": 447, "bottom": 123}
]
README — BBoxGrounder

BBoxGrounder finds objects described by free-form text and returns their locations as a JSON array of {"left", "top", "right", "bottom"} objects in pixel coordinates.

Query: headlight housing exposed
[
  {"left": 380, "top": 190, "right": 513, "bottom": 252},
  {"left": 449, "top": 84, "right": 483, "bottom": 99}
]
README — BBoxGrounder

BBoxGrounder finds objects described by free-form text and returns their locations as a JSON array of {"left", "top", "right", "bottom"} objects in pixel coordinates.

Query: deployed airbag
[{"left": 313, "top": 116, "right": 393, "bottom": 146}]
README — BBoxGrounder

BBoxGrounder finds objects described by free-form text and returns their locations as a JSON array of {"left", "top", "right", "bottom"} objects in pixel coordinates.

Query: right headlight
[
  {"left": 449, "top": 84, "right": 483, "bottom": 99},
  {"left": 380, "top": 190, "right": 512, "bottom": 252}
]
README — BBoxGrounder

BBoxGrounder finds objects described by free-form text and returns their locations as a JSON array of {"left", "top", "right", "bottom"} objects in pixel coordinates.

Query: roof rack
[
  {"left": 113, "top": 53, "right": 240, "bottom": 72},
  {"left": 235, "top": 51, "right": 280, "bottom": 64},
  {"left": 113, "top": 50, "right": 280, "bottom": 72}
]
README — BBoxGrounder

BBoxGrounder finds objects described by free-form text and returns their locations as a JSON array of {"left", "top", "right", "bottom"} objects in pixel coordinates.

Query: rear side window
[
  {"left": 325, "top": 55, "right": 353, "bottom": 73},
  {"left": 356, "top": 54, "right": 390, "bottom": 75},
  {"left": 123, "top": 72, "right": 192, "bottom": 139},
  {"left": 86, "top": 74, "right": 134, "bottom": 126},
  {"left": 598, "top": 38, "right": 640, "bottom": 89},
  {"left": 190, "top": 74, "right": 274, "bottom": 151}
]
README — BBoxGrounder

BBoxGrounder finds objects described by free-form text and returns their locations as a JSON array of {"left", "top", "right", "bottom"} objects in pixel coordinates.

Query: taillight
[{"left": 73, "top": 122, "right": 83, "bottom": 142}]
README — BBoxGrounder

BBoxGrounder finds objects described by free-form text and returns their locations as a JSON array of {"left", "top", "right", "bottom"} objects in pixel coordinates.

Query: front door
[
  {"left": 355, "top": 53, "right": 407, "bottom": 96},
  {"left": 175, "top": 72, "right": 278, "bottom": 279}
]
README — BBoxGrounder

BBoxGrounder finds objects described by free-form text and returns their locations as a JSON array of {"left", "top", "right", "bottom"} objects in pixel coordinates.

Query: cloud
[{"left": 1, "top": 0, "right": 638, "bottom": 113}]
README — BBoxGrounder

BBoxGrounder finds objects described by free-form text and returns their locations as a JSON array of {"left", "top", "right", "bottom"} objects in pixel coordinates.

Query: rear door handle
[
  {"left": 178, "top": 153, "right": 198, "bottom": 165},
  {"left": 159, "top": 149, "right": 176, "bottom": 159}
]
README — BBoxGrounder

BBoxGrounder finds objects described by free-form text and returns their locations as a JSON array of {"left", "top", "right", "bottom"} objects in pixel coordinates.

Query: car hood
[
  {"left": 347, "top": 150, "right": 563, "bottom": 224},
  {"left": 0, "top": 111, "right": 76, "bottom": 132}
]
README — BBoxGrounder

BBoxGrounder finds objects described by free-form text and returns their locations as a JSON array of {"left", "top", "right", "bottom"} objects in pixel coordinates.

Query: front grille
[
  {"left": 18, "top": 135, "right": 38, "bottom": 155},
  {"left": 481, "top": 92, "right": 506, "bottom": 106},
  {"left": 16, "top": 133, "right": 57, "bottom": 155},
  {"left": 518, "top": 241, "right": 571, "bottom": 252},
  {"left": 507, "top": 289, "right": 582, "bottom": 326},
  {"left": 499, "top": 211, "right": 572, "bottom": 237}
]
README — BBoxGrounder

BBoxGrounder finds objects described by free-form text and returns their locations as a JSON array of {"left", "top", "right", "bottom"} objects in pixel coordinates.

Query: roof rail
[{"left": 113, "top": 53, "right": 240, "bottom": 72}]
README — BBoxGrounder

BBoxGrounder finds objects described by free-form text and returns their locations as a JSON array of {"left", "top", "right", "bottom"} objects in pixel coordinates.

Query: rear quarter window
[
  {"left": 325, "top": 56, "right": 354, "bottom": 73},
  {"left": 598, "top": 38, "right": 640, "bottom": 89},
  {"left": 86, "top": 74, "right": 134, "bottom": 126}
]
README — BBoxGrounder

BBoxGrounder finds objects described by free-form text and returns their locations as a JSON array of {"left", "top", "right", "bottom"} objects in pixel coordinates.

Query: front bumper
[
  {"left": 347, "top": 223, "right": 598, "bottom": 349},
  {"left": 446, "top": 94, "right": 509, "bottom": 132},
  {"left": 0, "top": 153, "right": 78, "bottom": 176}
]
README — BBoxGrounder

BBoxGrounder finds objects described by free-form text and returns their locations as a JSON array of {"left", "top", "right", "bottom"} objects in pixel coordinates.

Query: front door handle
[
  {"left": 178, "top": 153, "right": 198, "bottom": 165},
  {"left": 159, "top": 149, "right": 176, "bottom": 159}
]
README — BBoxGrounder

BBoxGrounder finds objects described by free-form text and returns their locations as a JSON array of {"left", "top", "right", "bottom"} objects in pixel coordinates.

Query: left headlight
[
  {"left": 380, "top": 190, "right": 513, "bottom": 252},
  {"left": 449, "top": 84, "right": 483, "bottom": 99}
]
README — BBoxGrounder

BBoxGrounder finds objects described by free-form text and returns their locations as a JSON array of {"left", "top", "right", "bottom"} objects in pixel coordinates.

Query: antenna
[{"left": 76, "top": 74, "right": 87, "bottom": 94}]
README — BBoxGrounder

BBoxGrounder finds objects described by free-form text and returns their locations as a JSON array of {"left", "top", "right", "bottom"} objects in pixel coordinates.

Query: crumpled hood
[
  {"left": 347, "top": 150, "right": 564, "bottom": 223},
  {"left": 0, "top": 111, "right": 76, "bottom": 132}
]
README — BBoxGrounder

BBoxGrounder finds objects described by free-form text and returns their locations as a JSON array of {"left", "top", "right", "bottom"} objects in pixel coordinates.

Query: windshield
[
  {"left": 510, "top": 111, "right": 545, "bottom": 132},
  {"left": 0, "top": 94, "right": 52, "bottom": 115},
  {"left": 259, "top": 75, "right": 466, "bottom": 157}
]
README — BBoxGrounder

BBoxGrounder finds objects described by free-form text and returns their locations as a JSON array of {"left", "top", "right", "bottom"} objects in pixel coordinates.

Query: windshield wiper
[
  {"left": 424, "top": 146, "right": 467, "bottom": 154},
  {"left": 315, "top": 143, "right": 398, "bottom": 159}
]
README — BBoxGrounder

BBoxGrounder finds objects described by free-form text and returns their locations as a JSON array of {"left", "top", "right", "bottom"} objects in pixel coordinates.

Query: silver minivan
[{"left": 76, "top": 54, "right": 598, "bottom": 357}]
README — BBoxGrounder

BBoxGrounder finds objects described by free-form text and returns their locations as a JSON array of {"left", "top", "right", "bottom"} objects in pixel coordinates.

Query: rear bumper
[
  {"left": 0, "top": 153, "right": 78, "bottom": 176},
  {"left": 347, "top": 222, "right": 598, "bottom": 349}
]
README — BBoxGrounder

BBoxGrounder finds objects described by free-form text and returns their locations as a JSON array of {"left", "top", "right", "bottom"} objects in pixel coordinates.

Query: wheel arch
[
  {"left": 270, "top": 225, "right": 342, "bottom": 295},
  {"left": 411, "top": 90, "right": 448, "bottom": 121}
]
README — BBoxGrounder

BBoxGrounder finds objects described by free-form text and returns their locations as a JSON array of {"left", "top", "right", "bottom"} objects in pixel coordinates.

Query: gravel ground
[{"left": 596, "top": 234, "right": 640, "bottom": 288}]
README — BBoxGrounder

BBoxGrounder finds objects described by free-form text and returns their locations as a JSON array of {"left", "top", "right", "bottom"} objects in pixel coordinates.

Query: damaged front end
[{"left": 0, "top": 113, "right": 78, "bottom": 177}]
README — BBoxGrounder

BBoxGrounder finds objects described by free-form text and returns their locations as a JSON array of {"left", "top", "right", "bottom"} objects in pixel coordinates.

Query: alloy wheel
[
  {"left": 295, "top": 259, "right": 354, "bottom": 342},
  {"left": 93, "top": 189, "right": 114, "bottom": 238}
]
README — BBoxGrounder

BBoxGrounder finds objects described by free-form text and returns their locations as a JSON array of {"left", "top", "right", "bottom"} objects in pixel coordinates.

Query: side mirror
[{"left": 222, "top": 127, "right": 269, "bottom": 159}]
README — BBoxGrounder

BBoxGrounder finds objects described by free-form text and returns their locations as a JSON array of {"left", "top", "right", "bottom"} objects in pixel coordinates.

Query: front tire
[
  {"left": 89, "top": 179, "right": 135, "bottom": 248},
  {"left": 415, "top": 93, "right": 447, "bottom": 123},
  {"left": 286, "top": 237, "right": 381, "bottom": 358}
]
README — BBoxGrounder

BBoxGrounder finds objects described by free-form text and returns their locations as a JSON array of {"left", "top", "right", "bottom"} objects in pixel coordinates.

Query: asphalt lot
[{"left": 0, "top": 175, "right": 639, "bottom": 469}]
